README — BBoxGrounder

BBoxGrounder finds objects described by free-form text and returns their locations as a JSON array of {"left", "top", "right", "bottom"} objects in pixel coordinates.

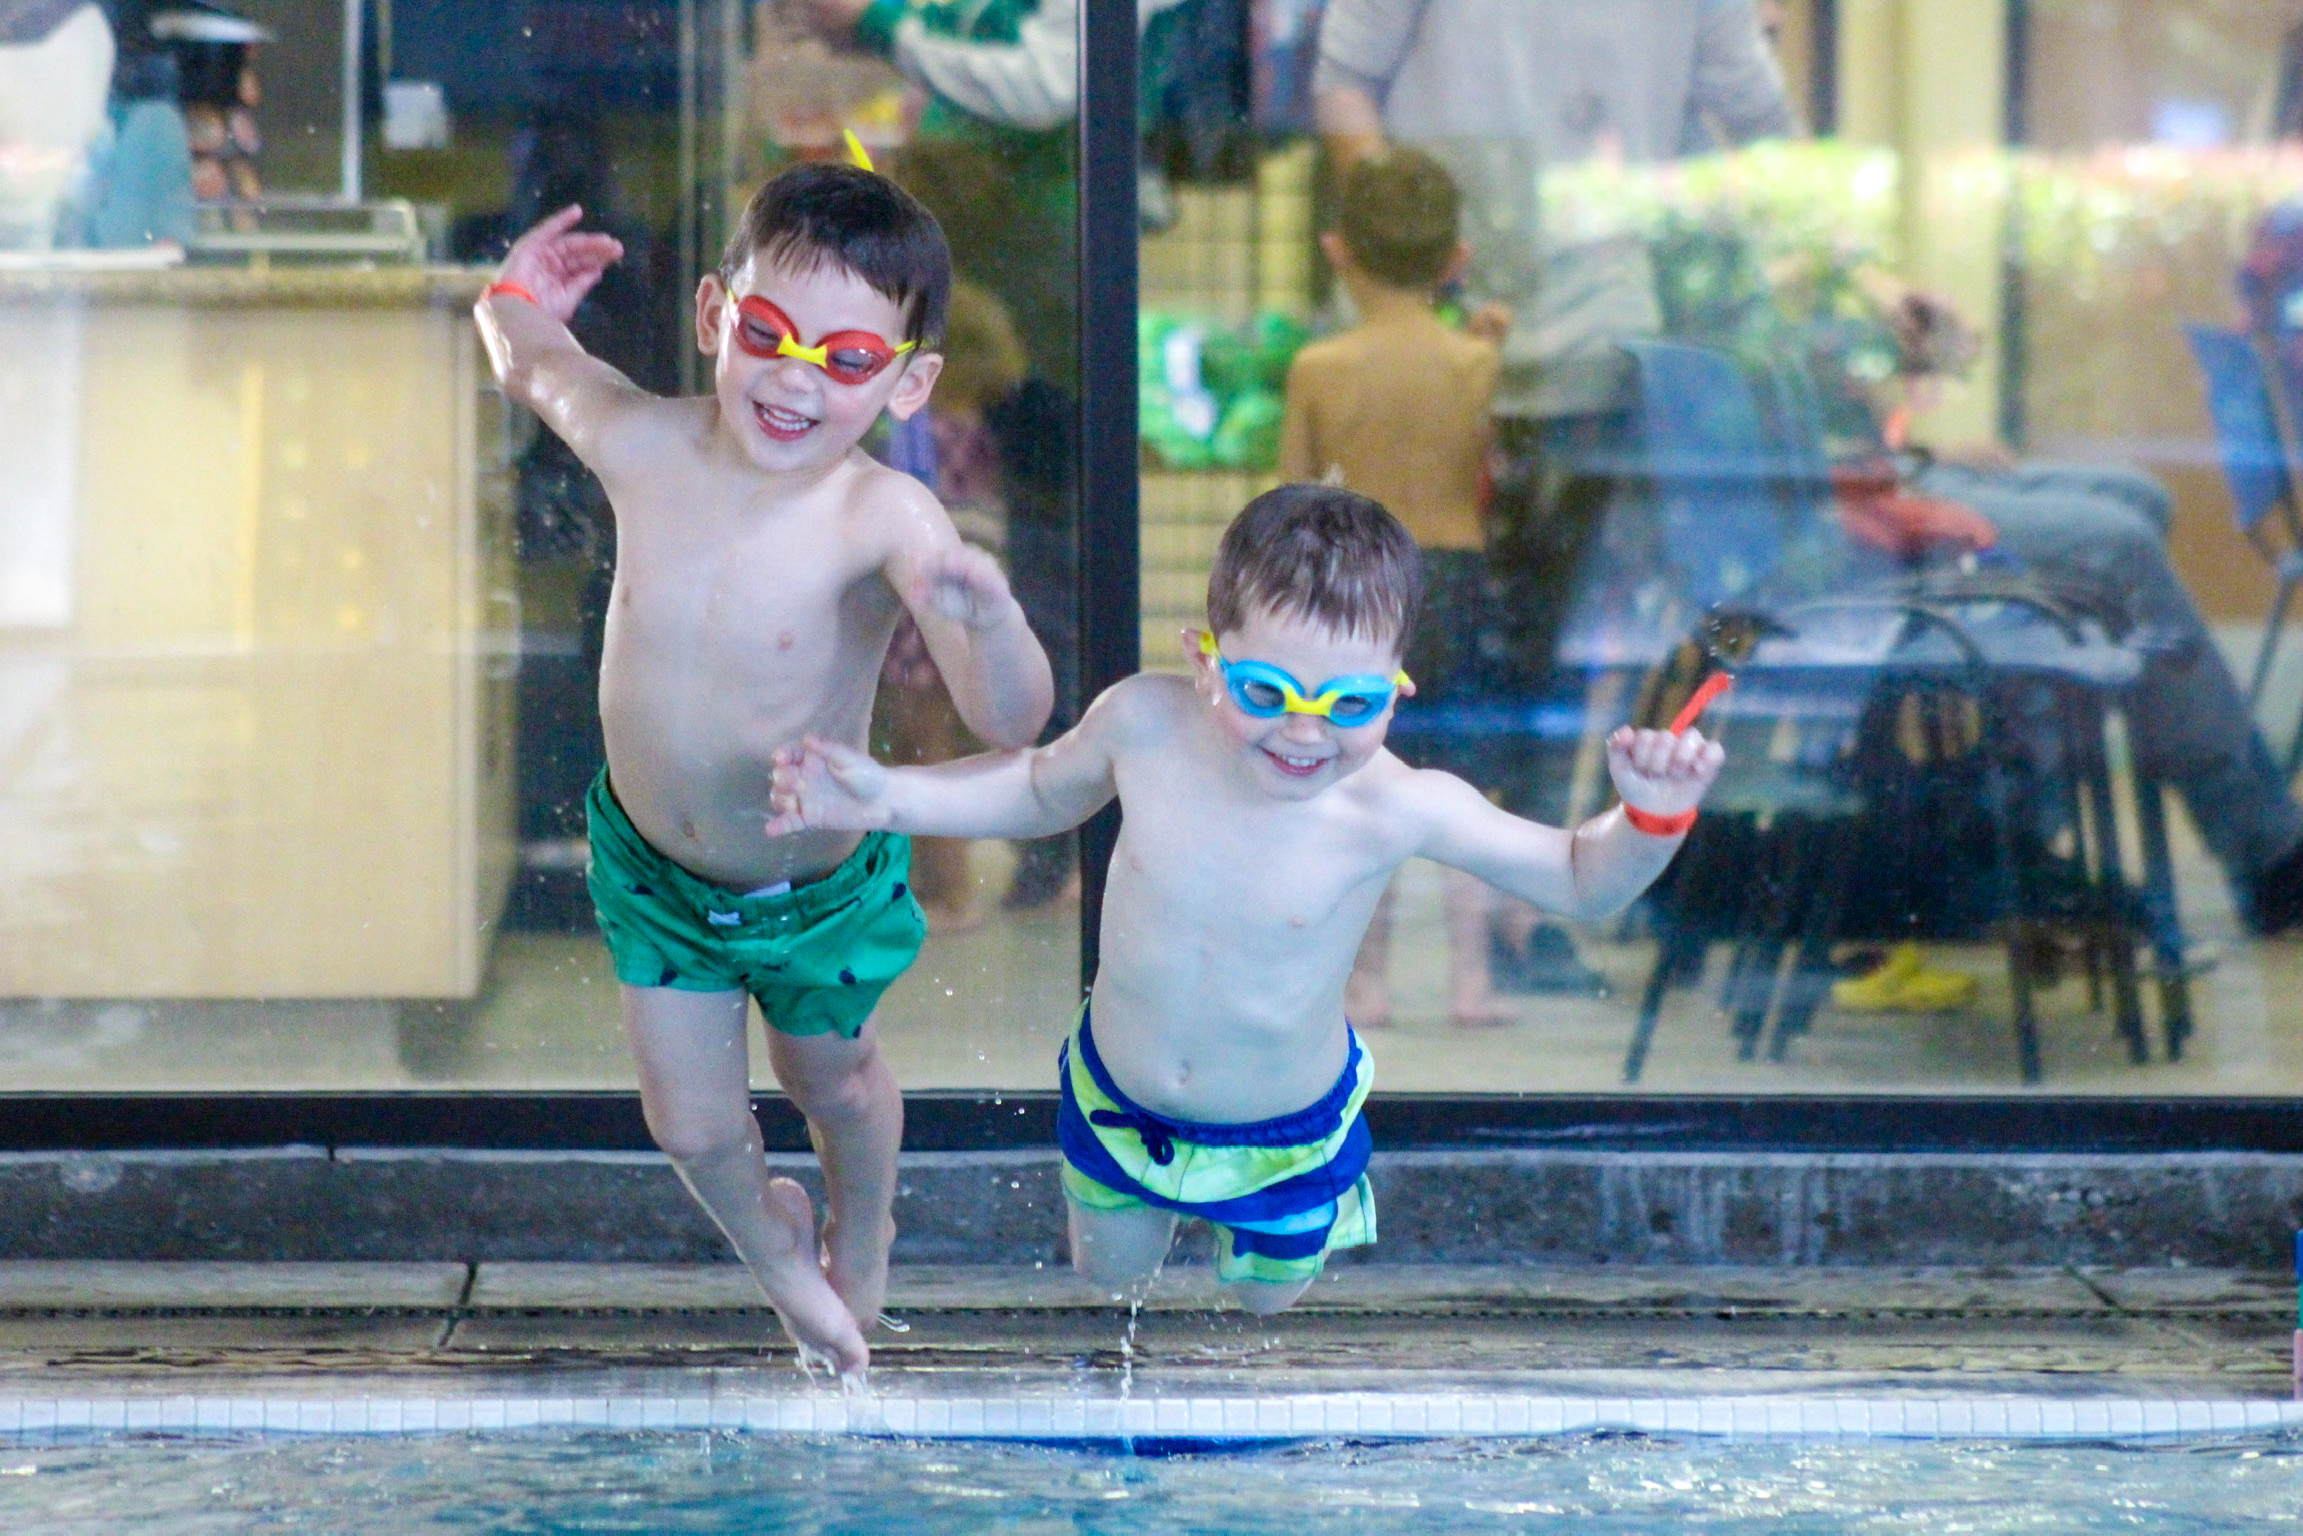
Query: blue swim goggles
[{"left": 1198, "top": 631, "right": 1410, "bottom": 727}]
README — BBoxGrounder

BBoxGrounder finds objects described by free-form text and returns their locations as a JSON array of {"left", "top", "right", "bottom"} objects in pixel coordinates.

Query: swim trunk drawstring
[{"left": 1089, "top": 1108, "right": 1177, "bottom": 1166}]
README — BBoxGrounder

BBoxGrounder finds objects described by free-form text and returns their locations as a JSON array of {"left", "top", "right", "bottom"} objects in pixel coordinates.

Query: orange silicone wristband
[
  {"left": 1623, "top": 803, "right": 1698, "bottom": 838},
  {"left": 484, "top": 281, "right": 542, "bottom": 306}
]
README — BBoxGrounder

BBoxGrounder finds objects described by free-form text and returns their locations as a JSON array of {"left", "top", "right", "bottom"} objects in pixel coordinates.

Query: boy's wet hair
[
  {"left": 1207, "top": 484, "right": 1423, "bottom": 649},
  {"left": 1336, "top": 148, "right": 1461, "bottom": 290},
  {"left": 719, "top": 162, "right": 950, "bottom": 345}
]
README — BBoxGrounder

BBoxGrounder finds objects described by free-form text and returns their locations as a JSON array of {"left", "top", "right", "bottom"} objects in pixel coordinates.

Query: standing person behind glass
[
  {"left": 1280, "top": 147, "right": 1514, "bottom": 1029},
  {"left": 1312, "top": 1, "right": 1793, "bottom": 994}
]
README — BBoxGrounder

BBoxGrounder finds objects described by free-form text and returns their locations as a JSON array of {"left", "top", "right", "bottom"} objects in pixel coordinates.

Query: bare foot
[
  {"left": 821, "top": 1206, "right": 897, "bottom": 1334},
  {"left": 757, "top": 1177, "right": 870, "bottom": 1375},
  {"left": 1450, "top": 991, "right": 1518, "bottom": 1029}
]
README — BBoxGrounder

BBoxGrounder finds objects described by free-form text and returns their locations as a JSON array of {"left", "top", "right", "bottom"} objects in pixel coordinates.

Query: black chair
[{"left": 1612, "top": 341, "right": 2188, "bottom": 1086}]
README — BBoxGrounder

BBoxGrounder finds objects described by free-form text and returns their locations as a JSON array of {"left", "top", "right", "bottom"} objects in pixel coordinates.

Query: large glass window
[
  {"left": 17, "top": 1, "right": 2303, "bottom": 1112},
  {"left": 1137, "top": 0, "right": 2303, "bottom": 1095},
  {"left": 0, "top": 0, "right": 1079, "bottom": 1093}
]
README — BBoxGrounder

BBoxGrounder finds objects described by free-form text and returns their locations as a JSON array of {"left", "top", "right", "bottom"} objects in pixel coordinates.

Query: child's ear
[
  {"left": 882, "top": 350, "right": 945, "bottom": 421},
  {"left": 1439, "top": 240, "right": 1471, "bottom": 287},
  {"left": 1183, "top": 627, "right": 1221, "bottom": 691},
  {"left": 694, "top": 274, "right": 729, "bottom": 356},
  {"left": 1318, "top": 229, "right": 1352, "bottom": 275}
]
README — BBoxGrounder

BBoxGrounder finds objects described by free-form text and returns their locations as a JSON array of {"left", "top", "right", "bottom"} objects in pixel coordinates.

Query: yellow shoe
[{"left": 1831, "top": 943, "right": 1977, "bottom": 1013}]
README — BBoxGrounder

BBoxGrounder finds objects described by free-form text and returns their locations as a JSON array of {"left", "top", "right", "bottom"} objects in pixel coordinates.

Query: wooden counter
[{"left": 0, "top": 265, "right": 516, "bottom": 998}]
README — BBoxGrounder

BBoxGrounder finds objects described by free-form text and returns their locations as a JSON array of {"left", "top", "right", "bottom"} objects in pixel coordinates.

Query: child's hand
[
  {"left": 494, "top": 205, "right": 625, "bottom": 325},
  {"left": 768, "top": 737, "right": 895, "bottom": 837},
  {"left": 1605, "top": 726, "right": 1724, "bottom": 820},
  {"left": 911, "top": 543, "right": 1020, "bottom": 633}
]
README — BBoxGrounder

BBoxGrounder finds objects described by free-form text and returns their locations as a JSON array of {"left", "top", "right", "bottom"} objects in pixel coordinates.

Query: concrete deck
[{"left": 1, "top": 1261, "right": 2293, "bottom": 1407}]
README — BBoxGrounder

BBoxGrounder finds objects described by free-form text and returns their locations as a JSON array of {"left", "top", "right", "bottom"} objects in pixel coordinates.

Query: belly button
[
  {"left": 1291, "top": 915, "right": 1306, "bottom": 927},
  {"left": 680, "top": 817, "right": 699, "bottom": 841},
  {"left": 777, "top": 631, "right": 795, "bottom": 651}
]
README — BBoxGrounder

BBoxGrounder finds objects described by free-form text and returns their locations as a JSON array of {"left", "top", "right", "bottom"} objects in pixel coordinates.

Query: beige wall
[{"left": 0, "top": 277, "right": 516, "bottom": 997}]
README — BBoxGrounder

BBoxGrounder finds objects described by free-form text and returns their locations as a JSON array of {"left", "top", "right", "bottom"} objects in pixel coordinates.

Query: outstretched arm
[
  {"left": 768, "top": 684, "right": 1127, "bottom": 841},
  {"left": 473, "top": 205, "right": 651, "bottom": 470},
  {"left": 887, "top": 521, "right": 1055, "bottom": 750},
  {"left": 1416, "top": 727, "right": 1725, "bottom": 921}
]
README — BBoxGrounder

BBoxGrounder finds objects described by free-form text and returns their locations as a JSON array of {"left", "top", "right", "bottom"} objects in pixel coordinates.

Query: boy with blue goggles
[{"left": 765, "top": 486, "right": 1723, "bottom": 1317}]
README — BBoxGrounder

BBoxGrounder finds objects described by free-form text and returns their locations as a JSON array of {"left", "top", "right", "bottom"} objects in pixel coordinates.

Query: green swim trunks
[{"left": 585, "top": 769, "right": 927, "bottom": 1039}]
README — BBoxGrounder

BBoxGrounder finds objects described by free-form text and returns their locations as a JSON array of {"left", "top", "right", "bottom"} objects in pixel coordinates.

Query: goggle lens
[
  {"left": 732, "top": 298, "right": 910, "bottom": 383},
  {"left": 1234, "top": 677, "right": 1289, "bottom": 716}
]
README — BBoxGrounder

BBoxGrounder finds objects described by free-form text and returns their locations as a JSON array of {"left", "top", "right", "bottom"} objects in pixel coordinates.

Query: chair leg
[
  {"left": 2075, "top": 699, "right": 2148, "bottom": 1066},
  {"left": 2007, "top": 921, "right": 2044, "bottom": 1085},
  {"left": 1977, "top": 697, "right": 2046, "bottom": 1085},
  {"left": 2246, "top": 569, "right": 2298, "bottom": 710},
  {"left": 1623, "top": 931, "right": 1693, "bottom": 1084},
  {"left": 1769, "top": 817, "right": 1854, "bottom": 1063},
  {"left": 2131, "top": 765, "right": 2193, "bottom": 1061}
]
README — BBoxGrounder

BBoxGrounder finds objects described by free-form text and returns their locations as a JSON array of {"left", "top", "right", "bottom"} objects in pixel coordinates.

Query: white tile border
[{"left": 0, "top": 1393, "right": 2299, "bottom": 1443}]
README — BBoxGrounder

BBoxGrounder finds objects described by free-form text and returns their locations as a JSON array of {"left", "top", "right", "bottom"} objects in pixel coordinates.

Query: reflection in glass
[
  {"left": 0, "top": 0, "right": 1081, "bottom": 1093},
  {"left": 1137, "top": 0, "right": 2303, "bottom": 1094}
]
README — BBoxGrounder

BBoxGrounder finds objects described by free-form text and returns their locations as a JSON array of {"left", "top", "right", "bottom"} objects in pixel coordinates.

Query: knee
[
  {"left": 641, "top": 1098, "right": 758, "bottom": 1164},
  {"left": 776, "top": 1037, "right": 889, "bottom": 1121}
]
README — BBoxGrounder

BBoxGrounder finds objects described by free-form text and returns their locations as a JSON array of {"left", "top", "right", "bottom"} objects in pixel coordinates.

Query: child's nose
[
  {"left": 1277, "top": 711, "right": 1330, "bottom": 744},
  {"left": 766, "top": 354, "right": 820, "bottom": 387}
]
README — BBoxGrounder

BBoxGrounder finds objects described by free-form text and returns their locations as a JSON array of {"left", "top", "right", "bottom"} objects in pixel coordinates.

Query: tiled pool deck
[{"left": 1, "top": 1261, "right": 2297, "bottom": 1441}]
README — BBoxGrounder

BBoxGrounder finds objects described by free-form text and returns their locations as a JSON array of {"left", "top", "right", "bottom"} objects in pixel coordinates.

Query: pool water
[{"left": 4, "top": 1430, "right": 2302, "bottom": 1532}]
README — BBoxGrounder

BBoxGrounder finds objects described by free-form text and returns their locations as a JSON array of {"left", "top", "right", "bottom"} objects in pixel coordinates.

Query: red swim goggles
[{"left": 730, "top": 296, "right": 916, "bottom": 384}]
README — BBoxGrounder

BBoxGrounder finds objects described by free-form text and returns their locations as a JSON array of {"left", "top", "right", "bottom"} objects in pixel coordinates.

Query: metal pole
[
  {"left": 341, "top": 0, "right": 363, "bottom": 203},
  {"left": 1076, "top": 0, "right": 1140, "bottom": 988},
  {"left": 678, "top": 0, "right": 701, "bottom": 394}
]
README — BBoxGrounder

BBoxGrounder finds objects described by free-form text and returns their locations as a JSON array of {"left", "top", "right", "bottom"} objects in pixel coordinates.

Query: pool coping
[{"left": 5, "top": 1392, "right": 2301, "bottom": 1442}]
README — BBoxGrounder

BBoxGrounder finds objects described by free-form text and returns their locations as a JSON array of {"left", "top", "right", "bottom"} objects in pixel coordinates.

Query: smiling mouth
[
  {"left": 754, "top": 401, "right": 818, "bottom": 442},
  {"left": 1262, "top": 748, "right": 1329, "bottom": 778}
]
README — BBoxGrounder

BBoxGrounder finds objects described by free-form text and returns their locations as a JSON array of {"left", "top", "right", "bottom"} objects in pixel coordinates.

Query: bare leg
[
  {"left": 1445, "top": 869, "right": 1515, "bottom": 1028},
  {"left": 1493, "top": 893, "right": 1541, "bottom": 951},
  {"left": 621, "top": 985, "right": 867, "bottom": 1374},
  {"left": 1067, "top": 1197, "right": 1178, "bottom": 1299},
  {"left": 1226, "top": 1276, "right": 1314, "bottom": 1315},
  {"left": 1344, "top": 878, "right": 1396, "bottom": 1029},
  {"left": 768, "top": 1017, "right": 905, "bottom": 1334}
]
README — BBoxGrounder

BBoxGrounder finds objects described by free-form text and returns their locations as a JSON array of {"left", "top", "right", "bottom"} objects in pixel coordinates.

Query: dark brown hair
[
  {"left": 1206, "top": 484, "right": 1423, "bottom": 648},
  {"left": 719, "top": 162, "right": 950, "bottom": 344},
  {"left": 1336, "top": 147, "right": 1461, "bottom": 290}
]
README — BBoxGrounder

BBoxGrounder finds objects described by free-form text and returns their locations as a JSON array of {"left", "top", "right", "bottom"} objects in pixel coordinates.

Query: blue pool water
[{"left": 4, "top": 1430, "right": 2303, "bottom": 1532}]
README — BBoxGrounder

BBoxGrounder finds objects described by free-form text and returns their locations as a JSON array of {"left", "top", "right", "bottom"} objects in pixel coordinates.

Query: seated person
[{"left": 1654, "top": 223, "right": 2303, "bottom": 945}]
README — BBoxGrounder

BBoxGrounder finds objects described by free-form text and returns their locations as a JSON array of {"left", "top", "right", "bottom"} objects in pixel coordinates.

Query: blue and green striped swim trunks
[{"left": 1056, "top": 1004, "right": 1377, "bottom": 1286}]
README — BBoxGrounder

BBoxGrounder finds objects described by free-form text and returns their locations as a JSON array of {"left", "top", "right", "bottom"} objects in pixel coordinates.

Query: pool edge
[{"left": 3, "top": 1392, "right": 2299, "bottom": 1442}]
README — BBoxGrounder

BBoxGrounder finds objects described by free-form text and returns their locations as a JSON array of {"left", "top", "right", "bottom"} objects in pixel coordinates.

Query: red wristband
[
  {"left": 484, "top": 281, "right": 542, "bottom": 306},
  {"left": 1623, "top": 803, "right": 1698, "bottom": 838}
]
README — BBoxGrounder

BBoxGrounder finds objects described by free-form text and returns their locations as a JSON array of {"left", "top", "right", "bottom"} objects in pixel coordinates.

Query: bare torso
[
  {"left": 1088, "top": 677, "right": 1424, "bottom": 1124},
  {"left": 597, "top": 396, "right": 906, "bottom": 889}
]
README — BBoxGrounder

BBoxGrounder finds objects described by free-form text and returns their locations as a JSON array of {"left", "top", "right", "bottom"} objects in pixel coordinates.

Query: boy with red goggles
[{"left": 474, "top": 162, "right": 1054, "bottom": 1380}]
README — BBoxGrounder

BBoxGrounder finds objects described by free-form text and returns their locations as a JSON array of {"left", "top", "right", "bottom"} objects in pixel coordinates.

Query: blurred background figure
[
  {"left": 145, "top": 2, "right": 267, "bottom": 205},
  {"left": 1313, "top": 0, "right": 1794, "bottom": 995},
  {"left": 0, "top": 0, "right": 116, "bottom": 248}
]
